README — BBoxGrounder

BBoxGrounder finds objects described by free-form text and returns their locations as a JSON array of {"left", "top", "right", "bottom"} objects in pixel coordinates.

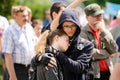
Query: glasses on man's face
[{"left": 63, "top": 24, "right": 76, "bottom": 29}]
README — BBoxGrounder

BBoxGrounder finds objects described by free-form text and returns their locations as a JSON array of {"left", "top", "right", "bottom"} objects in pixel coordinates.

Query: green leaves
[{"left": 0, "top": 0, "right": 51, "bottom": 20}]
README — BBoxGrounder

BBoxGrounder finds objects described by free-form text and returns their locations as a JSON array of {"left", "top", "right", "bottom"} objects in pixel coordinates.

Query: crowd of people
[{"left": 0, "top": 0, "right": 120, "bottom": 80}]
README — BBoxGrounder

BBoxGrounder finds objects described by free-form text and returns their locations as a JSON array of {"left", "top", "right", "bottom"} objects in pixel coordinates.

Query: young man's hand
[{"left": 37, "top": 53, "right": 57, "bottom": 67}]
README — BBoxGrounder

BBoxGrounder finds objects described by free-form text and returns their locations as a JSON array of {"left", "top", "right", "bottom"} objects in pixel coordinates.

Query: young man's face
[{"left": 62, "top": 21, "right": 77, "bottom": 37}]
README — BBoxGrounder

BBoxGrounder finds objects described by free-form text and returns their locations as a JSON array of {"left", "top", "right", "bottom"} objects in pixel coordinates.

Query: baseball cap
[{"left": 84, "top": 3, "right": 104, "bottom": 16}]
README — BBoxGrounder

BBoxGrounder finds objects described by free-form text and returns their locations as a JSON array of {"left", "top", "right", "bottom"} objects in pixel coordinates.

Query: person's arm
[
  {"left": 110, "top": 62, "right": 120, "bottom": 80},
  {"left": 110, "top": 37, "right": 120, "bottom": 80},
  {"left": 54, "top": 41, "right": 94, "bottom": 73},
  {"left": 67, "top": 0, "right": 86, "bottom": 8},
  {"left": 31, "top": 53, "right": 56, "bottom": 69},
  {"left": 2, "top": 27, "right": 17, "bottom": 80},
  {"left": 93, "top": 25, "right": 118, "bottom": 60},
  {"left": 100, "top": 29, "right": 118, "bottom": 54},
  {"left": 92, "top": 48, "right": 110, "bottom": 60},
  {"left": 50, "top": 10, "right": 62, "bottom": 31},
  {"left": 4, "top": 53, "right": 17, "bottom": 80},
  {"left": 110, "top": 52, "right": 120, "bottom": 80},
  {"left": 50, "top": 0, "right": 86, "bottom": 31},
  {"left": 95, "top": 21, "right": 118, "bottom": 54},
  {"left": 80, "top": 26, "right": 110, "bottom": 60}
]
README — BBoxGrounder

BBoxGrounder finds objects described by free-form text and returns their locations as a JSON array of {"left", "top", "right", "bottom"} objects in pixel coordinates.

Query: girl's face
[
  {"left": 57, "top": 35, "right": 69, "bottom": 52},
  {"left": 34, "top": 24, "right": 43, "bottom": 37}
]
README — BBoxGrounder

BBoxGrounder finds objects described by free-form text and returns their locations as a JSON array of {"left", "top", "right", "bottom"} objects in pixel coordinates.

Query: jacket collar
[{"left": 85, "top": 24, "right": 93, "bottom": 33}]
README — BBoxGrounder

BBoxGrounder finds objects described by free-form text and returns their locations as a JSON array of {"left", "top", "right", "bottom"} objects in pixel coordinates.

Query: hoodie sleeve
[{"left": 56, "top": 41, "right": 94, "bottom": 74}]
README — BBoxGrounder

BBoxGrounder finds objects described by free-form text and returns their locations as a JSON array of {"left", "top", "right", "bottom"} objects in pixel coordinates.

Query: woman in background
[{"left": 32, "top": 19, "right": 43, "bottom": 38}]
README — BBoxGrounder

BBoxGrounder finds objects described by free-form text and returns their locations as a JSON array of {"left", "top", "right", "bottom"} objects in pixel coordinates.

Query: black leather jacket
[{"left": 31, "top": 47, "right": 63, "bottom": 80}]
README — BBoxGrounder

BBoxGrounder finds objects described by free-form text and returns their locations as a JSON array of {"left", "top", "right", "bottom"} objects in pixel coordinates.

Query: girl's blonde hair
[{"left": 34, "top": 30, "right": 49, "bottom": 54}]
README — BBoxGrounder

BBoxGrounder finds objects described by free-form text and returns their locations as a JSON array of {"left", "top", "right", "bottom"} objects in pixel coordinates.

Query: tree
[
  {"left": 18, "top": 0, "right": 52, "bottom": 20},
  {"left": 109, "top": 0, "right": 120, "bottom": 4},
  {"left": 1, "top": 0, "right": 120, "bottom": 19},
  {"left": 0, "top": 0, "right": 51, "bottom": 19},
  {"left": 84, "top": 0, "right": 109, "bottom": 7},
  {"left": 0, "top": 0, "right": 17, "bottom": 18}
]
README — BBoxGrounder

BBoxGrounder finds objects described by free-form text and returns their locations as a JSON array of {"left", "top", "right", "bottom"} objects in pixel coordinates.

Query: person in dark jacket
[
  {"left": 30, "top": 29, "right": 69, "bottom": 80},
  {"left": 55, "top": 8, "right": 94, "bottom": 80},
  {"left": 35, "top": 8, "right": 94, "bottom": 80}
]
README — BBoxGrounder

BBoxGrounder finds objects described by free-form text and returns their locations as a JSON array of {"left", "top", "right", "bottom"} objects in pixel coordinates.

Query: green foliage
[
  {"left": 0, "top": 0, "right": 120, "bottom": 20},
  {"left": 26, "top": 2, "right": 51, "bottom": 19},
  {"left": 0, "top": 0, "right": 52, "bottom": 20},
  {"left": 109, "top": 0, "right": 120, "bottom": 4},
  {"left": 0, "top": 0, "right": 17, "bottom": 18},
  {"left": 0, "top": 58, "right": 3, "bottom": 80},
  {"left": 84, "top": 0, "right": 110, "bottom": 7},
  {"left": 18, "top": 0, "right": 52, "bottom": 20}
]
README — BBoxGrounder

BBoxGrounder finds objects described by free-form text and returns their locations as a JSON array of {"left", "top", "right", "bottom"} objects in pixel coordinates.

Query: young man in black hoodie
[
  {"left": 42, "top": 0, "right": 87, "bottom": 32},
  {"left": 55, "top": 8, "right": 94, "bottom": 80},
  {"left": 34, "top": 8, "right": 94, "bottom": 80}
]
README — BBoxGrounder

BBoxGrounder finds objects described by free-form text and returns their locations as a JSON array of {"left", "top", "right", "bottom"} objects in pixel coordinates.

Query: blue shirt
[
  {"left": 116, "top": 36, "right": 120, "bottom": 52},
  {"left": 2, "top": 21, "right": 37, "bottom": 65}
]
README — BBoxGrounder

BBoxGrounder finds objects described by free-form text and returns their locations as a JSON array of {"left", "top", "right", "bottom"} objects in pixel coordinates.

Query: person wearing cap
[{"left": 80, "top": 3, "right": 118, "bottom": 80}]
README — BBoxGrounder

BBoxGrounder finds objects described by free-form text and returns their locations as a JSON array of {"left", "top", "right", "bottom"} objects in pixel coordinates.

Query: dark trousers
[
  {"left": 94, "top": 70, "right": 110, "bottom": 80},
  {"left": 3, "top": 69, "right": 9, "bottom": 80},
  {"left": 14, "top": 63, "right": 30, "bottom": 80}
]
